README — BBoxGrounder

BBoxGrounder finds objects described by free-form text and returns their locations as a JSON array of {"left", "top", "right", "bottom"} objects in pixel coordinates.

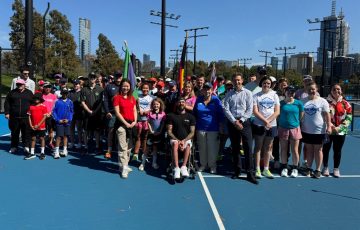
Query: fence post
[{"left": 351, "top": 103, "right": 354, "bottom": 132}]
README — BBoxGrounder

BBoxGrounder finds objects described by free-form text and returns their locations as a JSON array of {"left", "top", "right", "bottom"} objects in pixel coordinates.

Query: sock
[
  {"left": 40, "top": 147, "right": 45, "bottom": 154},
  {"left": 63, "top": 146, "right": 67, "bottom": 151},
  {"left": 30, "top": 148, "right": 35, "bottom": 154},
  {"left": 264, "top": 167, "right": 269, "bottom": 171},
  {"left": 256, "top": 166, "right": 260, "bottom": 171},
  {"left": 55, "top": 147, "right": 59, "bottom": 153},
  {"left": 25, "top": 147, "right": 30, "bottom": 153}
]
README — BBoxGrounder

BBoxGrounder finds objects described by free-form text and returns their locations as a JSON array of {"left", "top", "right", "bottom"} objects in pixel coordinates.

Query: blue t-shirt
[
  {"left": 278, "top": 99, "right": 304, "bottom": 129},
  {"left": 193, "top": 95, "right": 224, "bottom": 132}
]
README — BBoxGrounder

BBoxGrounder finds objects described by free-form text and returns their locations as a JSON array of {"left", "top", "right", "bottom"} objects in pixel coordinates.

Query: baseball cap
[
  {"left": 77, "top": 75, "right": 86, "bottom": 80},
  {"left": 54, "top": 73, "right": 62, "bottom": 79},
  {"left": 269, "top": 76, "right": 277, "bottom": 83},
  {"left": 136, "top": 76, "right": 141, "bottom": 82},
  {"left": 38, "top": 80, "right": 45, "bottom": 86},
  {"left": 43, "top": 81, "right": 52, "bottom": 88},
  {"left": 114, "top": 70, "right": 123, "bottom": 78},
  {"left": 225, "top": 80, "right": 233, "bottom": 85},
  {"left": 303, "top": 75, "right": 312, "bottom": 81},
  {"left": 88, "top": 72, "right": 97, "bottom": 79},
  {"left": 16, "top": 79, "right": 26, "bottom": 85},
  {"left": 286, "top": 85, "right": 296, "bottom": 93},
  {"left": 165, "top": 78, "right": 172, "bottom": 82},
  {"left": 203, "top": 82, "right": 213, "bottom": 89},
  {"left": 168, "top": 80, "right": 176, "bottom": 87},
  {"left": 156, "top": 81, "right": 165, "bottom": 88},
  {"left": 72, "top": 79, "right": 80, "bottom": 85},
  {"left": 61, "top": 88, "right": 69, "bottom": 94},
  {"left": 60, "top": 78, "right": 67, "bottom": 84}
]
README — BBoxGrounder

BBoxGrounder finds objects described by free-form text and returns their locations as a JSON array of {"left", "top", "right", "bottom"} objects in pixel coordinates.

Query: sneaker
[
  {"left": 301, "top": 161, "right": 308, "bottom": 169},
  {"left": 322, "top": 167, "right": 330, "bottom": 177},
  {"left": 9, "top": 147, "right": 17, "bottom": 153},
  {"left": 281, "top": 168, "right": 289, "bottom": 177},
  {"left": 24, "top": 153, "right": 36, "bottom": 160},
  {"left": 124, "top": 166, "right": 133, "bottom": 173},
  {"left": 290, "top": 169, "right": 298, "bottom": 178},
  {"left": 210, "top": 167, "right": 217, "bottom": 174},
  {"left": 152, "top": 162, "right": 159, "bottom": 169},
  {"left": 54, "top": 152, "right": 60, "bottom": 159},
  {"left": 39, "top": 153, "right": 46, "bottom": 160},
  {"left": 198, "top": 166, "right": 206, "bottom": 172},
  {"left": 247, "top": 172, "right": 259, "bottom": 185},
  {"left": 60, "top": 149, "right": 68, "bottom": 157},
  {"left": 255, "top": 169, "right": 263, "bottom": 179},
  {"left": 132, "top": 154, "right": 139, "bottom": 161},
  {"left": 313, "top": 170, "right": 321, "bottom": 179},
  {"left": 174, "top": 167, "right": 181, "bottom": 179},
  {"left": 138, "top": 164, "right": 144, "bottom": 171},
  {"left": 262, "top": 169, "right": 274, "bottom": 179},
  {"left": 121, "top": 169, "right": 128, "bottom": 179},
  {"left": 180, "top": 166, "right": 189, "bottom": 177},
  {"left": 305, "top": 168, "right": 311, "bottom": 177},
  {"left": 105, "top": 152, "right": 112, "bottom": 159},
  {"left": 333, "top": 168, "right": 341, "bottom": 178}
]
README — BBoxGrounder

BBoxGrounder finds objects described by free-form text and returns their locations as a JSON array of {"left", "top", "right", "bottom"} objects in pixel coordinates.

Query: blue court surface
[{"left": 1, "top": 115, "right": 360, "bottom": 230}]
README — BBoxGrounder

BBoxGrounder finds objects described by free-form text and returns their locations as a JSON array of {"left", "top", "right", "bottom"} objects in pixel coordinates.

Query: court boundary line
[
  {"left": 202, "top": 174, "right": 360, "bottom": 178},
  {"left": 1, "top": 133, "right": 10, "bottom": 137},
  {"left": 198, "top": 172, "right": 225, "bottom": 230}
]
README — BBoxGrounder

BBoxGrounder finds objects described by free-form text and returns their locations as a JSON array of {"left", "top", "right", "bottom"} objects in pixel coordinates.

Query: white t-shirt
[
  {"left": 253, "top": 90, "right": 280, "bottom": 127},
  {"left": 138, "top": 94, "right": 154, "bottom": 121},
  {"left": 301, "top": 97, "right": 330, "bottom": 134}
]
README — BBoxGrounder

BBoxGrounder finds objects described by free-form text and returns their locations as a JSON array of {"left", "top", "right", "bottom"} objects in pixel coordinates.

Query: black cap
[
  {"left": 286, "top": 85, "right": 296, "bottom": 92},
  {"left": 88, "top": 72, "right": 97, "bottom": 79},
  {"left": 257, "top": 66, "right": 267, "bottom": 75},
  {"left": 203, "top": 82, "right": 213, "bottom": 89}
]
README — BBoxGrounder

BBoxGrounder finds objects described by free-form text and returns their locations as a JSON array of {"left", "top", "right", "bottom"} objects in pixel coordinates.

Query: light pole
[
  {"left": 275, "top": 46, "right": 296, "bottom": 78},
  {"left": 184, "top": 27, "right": 209, "bottom": 75},
  {"left": 43, "top": 2, "right": 50, "bottom": 79},
  {"left": 180, "top": 44, "right": 193, "bottom": 76},
  {"left": 238, "top": 58, "right": 252, "bottom": 79},
  {"left": 25, "top": 0, "right": 34, "bottom": 73},
  {"left": 150, "top": 2, "right": 180, "bottom": 77},
  {"left": 258, "top": 50, "right": 272, "bottom": 66}
]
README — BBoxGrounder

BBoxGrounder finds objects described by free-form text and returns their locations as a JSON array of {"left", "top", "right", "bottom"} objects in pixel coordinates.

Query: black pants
[
  {"left": 228, "top": 120, "right": 253, "bottom": 173},
  {"left": 9, "top": 117, "right": 31, "bottom": 149},
  {"left": 322, "top": 135, "right": 346, "bottom": 168}
]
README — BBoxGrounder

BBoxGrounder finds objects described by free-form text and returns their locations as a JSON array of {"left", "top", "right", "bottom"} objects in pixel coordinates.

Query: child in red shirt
[{"left": 26, "top": 93, "right": 48, "bottom": 160}]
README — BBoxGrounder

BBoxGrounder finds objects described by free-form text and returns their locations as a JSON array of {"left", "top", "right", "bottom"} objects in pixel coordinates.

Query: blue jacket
[
  {"left": 193, "top": 95, "right": 224, "bottom": 132},
  {"left": 52, "top": 98, "right": 74, "bottom": 126}
]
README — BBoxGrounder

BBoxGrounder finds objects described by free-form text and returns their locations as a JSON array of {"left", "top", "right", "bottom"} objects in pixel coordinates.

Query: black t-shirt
[{"left": 166, "top": 112, "right": 196, "bottom": 140}]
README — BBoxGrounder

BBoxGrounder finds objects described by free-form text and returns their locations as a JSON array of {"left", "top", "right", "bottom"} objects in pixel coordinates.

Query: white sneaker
[
  {"left": 281, "top": 168, "right": 288, "bottom": 177},
  {"left": 290, "top": 169, "right": 298, "bottom": 178},
  {"left": 121, "top": 169, "right": 128, "bottom": 179},
  {"left": 126, "top": 166, "right": 133, "bottom": 172},
  {"left": 210, "top": 167, "right": 217, "bottom": 174},
  {"left": 60, "top": 149, "right": 68, "bottom": 157},
  {"left": 54, "top": 152, "right": 60, "bottom": 159},
  {"left": 180, "top": 166, "right": 189, "bottom": 177},
  {"left": 174, "top": 167, "right": 181, "bottom": 179},
  {"left": 138, "top": 164, "right": 144, "bottom": 171}
]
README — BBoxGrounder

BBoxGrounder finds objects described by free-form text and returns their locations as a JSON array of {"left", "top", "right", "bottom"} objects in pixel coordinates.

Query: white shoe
[
  {"left": 290, "top": 169, "right": 298, "bottom": 178},
  {"left": 281, "top": 168, "right": 288, "bottom": 177},
  {"left": 138, "top": 164, "right": 144, "bottom": 171},
  {"left": 174, "top": 167, "right": 181, "bottom": 179},
  {"left": 125, "top": 166, "right": 133, "bottom": 172},
  {"left": 60, "top": 149, "right": 68, "bottom": 157},
  {"left": 210, "top": 167, "right": 217, "bottom": 174},
  {"left": 54, "top": 152, "right": 60, "bottom": 159},
  {"left": 180, "top": 166, "right": 189, "bottom": 177},
  {"left": 121, "top": 170, "right": 128, "bottom": 179}
]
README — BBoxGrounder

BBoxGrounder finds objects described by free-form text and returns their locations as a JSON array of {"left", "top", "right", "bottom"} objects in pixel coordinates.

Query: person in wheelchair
[{"left": 166, "top": 97, "right": 196, "bottom": 179}]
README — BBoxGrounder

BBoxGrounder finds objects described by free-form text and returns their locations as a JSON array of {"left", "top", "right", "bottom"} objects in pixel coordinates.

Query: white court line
[
  {"left": 202, "top": 174, "right": 360, "bottom": 178},
  {"left": 198, "top": 172, "right": 225, "bottom": 230},
  {"left": 1, "top": 133, "right": 10, "bottom": 137}
]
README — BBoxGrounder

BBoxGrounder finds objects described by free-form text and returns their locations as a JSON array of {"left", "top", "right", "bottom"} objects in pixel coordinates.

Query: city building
[
  {"left": 288, "top": 54, "right": 314, "bottom": 75},
  {"left": 332, "top": 56, "right": 354, "bottom": 82},
  {"left": 218, "top": 60, "right": 238, "bottom": 68},
  {"left": 270, "top": 57, "right": 279, "bottom": 70},
  {"left": 347, "top": 53, "right": 360, "bottom": 73},
  {"left": 79, "top": 18, "right": 91, "bottom": 61},
  {"left": 317, "top": 1, "right": 350, "bottom": 67},
  {"left": 143, "top": 54, "right": 150, "bottom": 64}
]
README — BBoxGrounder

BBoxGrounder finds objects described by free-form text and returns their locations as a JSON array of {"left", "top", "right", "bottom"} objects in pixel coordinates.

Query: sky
[{"left": 1, "top": 0, "right": 360, "bottom": 67}]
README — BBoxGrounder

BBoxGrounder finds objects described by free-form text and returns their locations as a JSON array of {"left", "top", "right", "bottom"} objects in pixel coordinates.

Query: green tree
[
  {"left": 92, "top": 33, "right": 122, "bottom": 75},
  {"left": 46, "top": 10, "right": 80, "bottom": 78}
]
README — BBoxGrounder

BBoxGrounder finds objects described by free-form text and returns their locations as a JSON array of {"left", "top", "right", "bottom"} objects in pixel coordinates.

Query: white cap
[{"left": 165, "top": 78, "right": 172, "bottom": 82}]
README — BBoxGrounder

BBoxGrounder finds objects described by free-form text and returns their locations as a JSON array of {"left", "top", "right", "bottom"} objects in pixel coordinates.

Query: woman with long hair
[
  {"left": 182, "top": 81, "right": 197, "bottom": 112},
  {"left": 322, "top": 84, "right": 352, "bottom": 177},
  {"left": 113, "top": 79, "right": 137, "bottom": 179}
]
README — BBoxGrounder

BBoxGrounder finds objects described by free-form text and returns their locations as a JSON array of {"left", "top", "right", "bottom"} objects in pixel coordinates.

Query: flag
[
  {"left": 178, "top": 34, "right": 187, "bottom": 93},
  {"left": 123, "top": 41, "right": 138, "bottom": 99},
  {"left": 210, "top": 63, "right": 218, "bottom": 94}
]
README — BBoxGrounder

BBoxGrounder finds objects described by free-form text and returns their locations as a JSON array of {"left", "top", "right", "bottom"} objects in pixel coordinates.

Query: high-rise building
[
  {"left": 332, "top": 56, "right": 354, "bottom": 82},
  {"left": 79, "top": 18, "right": 91, "bottom": 61},
  {"left": 317, "top": 1, "right": 350, "bottom": 66},
  {"left": 289, "top": 54, "right": 314, "bottom": 75},
  {"left": 143, "top": 54, "right": 150, "bottom": 64},
  {"left": 270, "top": 57, "right": 279, "bottom": 69}
]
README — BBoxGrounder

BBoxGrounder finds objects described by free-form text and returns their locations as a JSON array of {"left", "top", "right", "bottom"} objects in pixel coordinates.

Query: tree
[
  {"left": 9, "top": 0, "right": 44, "bottom": 75},
  {"left": 92, "top": 33, "right": 122, "bottom": 75},
  {"left": 46, "top": 10, "right": 80, "bottom": 78}
]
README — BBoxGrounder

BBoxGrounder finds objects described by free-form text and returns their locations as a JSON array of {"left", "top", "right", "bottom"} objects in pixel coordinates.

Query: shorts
[
  {"left": 31, "top": 130, "right": 46, "bottom": 137},
  {"left": 147, "top": 134, "right": 162, "bottom": 145},
  {"left": 46, "top": 117, "right": 55, "bottom": 131},
  {"left": 301, "top": 132, "right": 325, "bottom": 145},
  {"left": 136, "top": 120, "right": 149, "bottom": 131},
  {"left": 252, "top": 124, "right": 278, "bottom": 137},
  {"left": 278, "top": 127, "right": 302, "bottom": 140},
  {"left": 170, "top": 139, "right": 192, "bottom": 149},
  {"left": 106, "top": 114, "right": 117, "bottom": 129},
  {"left": 56, "top": 125, "right": 70, "bottom": 137}
]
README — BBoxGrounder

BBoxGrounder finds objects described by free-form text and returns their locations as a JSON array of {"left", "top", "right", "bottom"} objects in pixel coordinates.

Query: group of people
[{"left": 4, "top": 65, "right": 352, "bottom": 183}]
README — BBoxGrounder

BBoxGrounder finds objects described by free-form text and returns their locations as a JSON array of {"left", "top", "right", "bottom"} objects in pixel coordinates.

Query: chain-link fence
[{"left": 350, "top": 102, "right": 360, "bottom": 136}]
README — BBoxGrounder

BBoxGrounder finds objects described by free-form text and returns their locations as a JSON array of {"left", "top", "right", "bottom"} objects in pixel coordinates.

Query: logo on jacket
[{"left": 259, "top": 97, "right": 274, "bottom": 109}]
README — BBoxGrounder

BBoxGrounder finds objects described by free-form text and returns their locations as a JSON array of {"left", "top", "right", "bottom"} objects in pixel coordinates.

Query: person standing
[
  {"left": 223, "top": 73, "right": 258, "bottom": 184},
  {"left": 113, "top": 79, "right": 137, "bottom": 179},
  {"left": 322, "top": 84, "right": 352, "bottom": 178},
  {"left": 193, "top": 82, "right": 224, "bottom": 174},
  {"left": 68, "top": 79, "right": 84, "bottom": 149},
  {"left": 5, "top": 79, "right": 33, "bottom": 154},
  {"left": 301, "top": 82, "right": 332, "bottom": 178},
  {"left": 42, "top": 82, "right": 57, "bottom": 149},
  {"left": 10, "top": 66, "right": 35, "bottom": 93}
]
